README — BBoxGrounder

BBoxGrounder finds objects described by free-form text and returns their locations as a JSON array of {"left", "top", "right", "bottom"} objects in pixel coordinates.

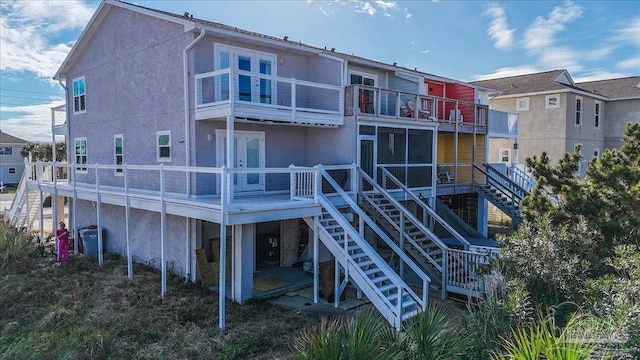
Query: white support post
[
  {"left": 160, "top": 164, "right": 166, "bottom": 296},
  {"left": 219, "top": 166, "right": 227, "bottom": 330},
  {"left": 226, "top": 115, "right": 234, "bottom": 203},
  {"left": 73, "top": 166, "right": 78, "bottom": 255},
  {"left": 291, "top": 78, "right": 297, "bottom": 121},
  {"left": 185, "top": 218, "right": 190, "bottom": 283},
  {"left": 38, "top": 190, "right": 44, "bottom": 241},
  {"left": 313, "top": 217, "right": 319, "bottom": 304},
  {"left": 96, "top": 164, "right": 103, "bottom": 266},
  {"left": 53, "top": 162, "right": 58, "bottom": 235},
  {"left": 399, "top": 213, "right": 405, "bottom": 277},
  {"left": 124, "top": 165, "right": 132, "bottom": 279}
]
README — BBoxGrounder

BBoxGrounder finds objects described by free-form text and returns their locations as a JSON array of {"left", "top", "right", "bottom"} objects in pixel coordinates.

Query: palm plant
[{"left": 491, "top": 312, "right": 606, "bottom": 360}]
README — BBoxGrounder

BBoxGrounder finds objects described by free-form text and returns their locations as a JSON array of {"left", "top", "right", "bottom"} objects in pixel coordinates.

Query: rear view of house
[{"left": 8, "top": 0, "right": 525, "bottom": 330}]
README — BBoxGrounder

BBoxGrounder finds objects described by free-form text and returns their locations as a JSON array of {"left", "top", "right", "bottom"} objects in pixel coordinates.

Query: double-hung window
[
  {"left": 0, "top": 147, "right": 12, "bottom": 155},
  {"left": 73, "top": 77, "right": 86, "bottom": 114},
  {"left": 594, "top": 101, "right": 601, "bottom": 129},
  {"left": 75, "top": 138, "right": 87, "bottom": 173},
  {"left": 157, "top": 131, "right": 171, "bottom": 162},
  {"left": 575, "top": 96, "right": 582, "bottom": 126},
  {"left": 114, "top": 135, "right": 123, "bottom": 175}
]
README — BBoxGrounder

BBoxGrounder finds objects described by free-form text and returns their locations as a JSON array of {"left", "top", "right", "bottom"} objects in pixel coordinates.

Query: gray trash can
[{"left": 80, "top": 229, "right": 103, "bottom": 257}]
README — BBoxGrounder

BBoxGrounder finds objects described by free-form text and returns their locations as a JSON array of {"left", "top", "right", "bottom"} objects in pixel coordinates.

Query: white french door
[
  {"left": 216, "top": 44, "right": 276, "bottom": 105},
  {"left": 216, "top": 130, "right": 266, "bottom": 192}
]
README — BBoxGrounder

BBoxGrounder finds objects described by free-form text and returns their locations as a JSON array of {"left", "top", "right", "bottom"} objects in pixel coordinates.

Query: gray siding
[
  {"left": 67, "top": 7, "right": 192, "bottom": 184},
  {"left": 604, "top": 99, "right": 640, "bottom": 150}
]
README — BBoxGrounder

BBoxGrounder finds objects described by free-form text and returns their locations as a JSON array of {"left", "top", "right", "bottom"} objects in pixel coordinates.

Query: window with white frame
[
  {"left": 574, "top": 143, "right": 583, "bottom": 173},
  {"left": 499, "top": 148, "right": 511, "bottom": 163},
  {"left": 114, "top": 135, "right": 123, "bottom": 175},
  {"left": 73, "top": 77, "right": 86, "bottom": 114},
  {"left": 157, "top": 131, "right": 171, "bottom": 162},
  {"left": 516, "top": 97, "right": 529, "bottom": 111},
  {"left": 0, "top": 146, "right": 12, "bottom": 155},
  {"left": 593, "top": 148, "right": 600, "bottom": 160},
  {"left": 9, "top": 168, "right": 15, "bottom": 174},
  {"left": 545, "top": 94, "right": 560, "bottom": 109},
  {"left": 74, "top": 137, "right": 87, "bottom": 172},
  {"left": 575, "top": 96, "right": 582, "bottom": 126},
  {"left": 594, "top": 101, "right": 601, "bottom": 129}
]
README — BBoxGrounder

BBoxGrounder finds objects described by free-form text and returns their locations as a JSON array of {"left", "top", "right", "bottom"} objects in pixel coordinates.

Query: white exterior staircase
[
  {"left": 309, "top": 167, "right": 430, "bottom": 330},
  {"left": 4, "top": 170, "right": 40, "bottom": 232},
  {"left": 359, "top": 167, "right": 495, "bottom": 298}
]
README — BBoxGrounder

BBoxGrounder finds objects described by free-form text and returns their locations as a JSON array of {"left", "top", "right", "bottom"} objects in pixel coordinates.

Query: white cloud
[
  {"left": 617, "top": 56, "right": 640, "bottom": 70},
  {"left": 614, "top": 16, "right": 640, "bottom": 47},
  {"left": 358, "top": 2, "right": 377, "bottom": 16},
  {"left": 574, "top": 71, "right": 630, "bottom": 82},
  {"left": 374, "top": 1, "right": 396, "bottom": 11},
  {"left": 523, "top": 0, "right": 583, "bottom": 51},
  {"left": 585, "top": 46, "right": 615, "bottom": 61},
  {"left": 0, "top": 101, "right": 66, "bottom": 143},
  {"left": 471, "top": 66, "right": 541, "bottom": 81},
  {"left": 0, "top": 0, "right": 96, "bottom": 79},
  {"left": 485, "top": 3, "right": 514, "bottom": 49},
  {"left": 537, "top": 47, "right": 581, "bottom": 73}
]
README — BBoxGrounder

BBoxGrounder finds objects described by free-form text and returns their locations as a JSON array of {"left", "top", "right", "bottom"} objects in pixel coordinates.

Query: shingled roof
[
  {"left": 0, "top": 130, "right": 28, "bottom": 144},
  {"left": 576, "top": 76, "right": 640, "bottom": 100},
  {"left": 469, "top": 70, "right": 582, "bottom": 96},
  {"left": 471, "top": 70, "right": 640, "bottom": 101}
]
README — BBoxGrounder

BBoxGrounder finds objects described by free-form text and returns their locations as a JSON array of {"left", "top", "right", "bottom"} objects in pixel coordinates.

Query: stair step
[{"left": 379, "top": 283, "right": 397, "bottom": 293}]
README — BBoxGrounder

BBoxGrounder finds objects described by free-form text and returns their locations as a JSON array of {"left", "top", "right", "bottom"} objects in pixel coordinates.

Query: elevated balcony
[
  {"left": 195, "top": 68, "right": 344, "bottom": 127},
  {"left": 345, "top": 85, "right": 489, "bottom": 132},
  {"left": 487, "top": 109, "right": 519, "bottom": 138}
]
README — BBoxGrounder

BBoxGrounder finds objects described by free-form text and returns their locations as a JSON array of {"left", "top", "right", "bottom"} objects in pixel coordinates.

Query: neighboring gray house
[
  {"left": 576, "top": 76, "right": 640, "bottom": 150},
  {"left": 0, "top": 130, "right": 28, "bottom": 185},
  {"left": 11, "top": 0, "right": 521, "bottom": 330},
  {"left": 471, "top": 70, "right": 640, "bottom": 177}
]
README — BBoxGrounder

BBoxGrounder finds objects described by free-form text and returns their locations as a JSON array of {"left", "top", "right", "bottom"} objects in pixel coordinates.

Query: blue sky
[{"left": 1, "top": 0, "right": 638, "bottom": 142}]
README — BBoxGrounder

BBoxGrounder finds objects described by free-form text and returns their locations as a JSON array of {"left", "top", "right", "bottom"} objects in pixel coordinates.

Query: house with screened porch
[{"left": 7, "top": 0, "right": 524, "bottom": 330}]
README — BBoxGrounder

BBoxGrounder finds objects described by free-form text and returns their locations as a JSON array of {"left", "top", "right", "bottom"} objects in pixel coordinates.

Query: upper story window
[
  {"left": 73, "top": 77, "right": 86, "bottom": 114},
  {"left": 114, "top": 135, "right": 123, "bottom": 175},
  {"left": 74, "top": 137, "right": 87, "bottom": 173},
  {"left": 0, "top": 146, "right": 12, "bottom": 155},
  {"left": 350, "top": 71, "right": 378, "bottom": 114},
  {"left": 545, "top": 95, "right": 560, "bottom": 109},
  {"left": 575, "top": 96, "right": 582, "bottom": 126},
  {"left": 594, "top": 101, "right": 601, "bottom": 129},
  {"left": 593, "top": 148, "right": 600, "bottom": 160},
  {"left": 516, "top": 97, "right": 529, "bottom": 111},
  {"left": 157, "top": 131, "right": 171, "bottom": 162}
]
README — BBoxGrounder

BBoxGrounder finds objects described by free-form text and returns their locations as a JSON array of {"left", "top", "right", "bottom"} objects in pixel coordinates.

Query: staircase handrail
[
  {"left": 509, "top": 164, "right": 536, "bottom": 191},
  {"left": 5, "top": 165, "right": 30, "bottom": 225},
  {"left": 376, "top": 167, "right": 471, "bottom": 249},
  {"left": 357, "top": 169, "right": 453, "bottom": 268},
  {"left": 474, "top": 164, "right": 524, "bottom": 202},
  {"left": 318, "top": 167, "right": 429, "bottom": 308},
  {"left": 481, "top": 163, "right": 528, "bottom": 199}
]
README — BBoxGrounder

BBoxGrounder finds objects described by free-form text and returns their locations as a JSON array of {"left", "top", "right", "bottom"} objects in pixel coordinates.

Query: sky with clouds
[{"left": 0, "top": 0, "right": 638, "bottom": 142}]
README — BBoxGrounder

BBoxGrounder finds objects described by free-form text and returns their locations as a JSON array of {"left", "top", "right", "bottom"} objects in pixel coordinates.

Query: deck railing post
[
  {"left": 289, "top": 164, "right": 295, "bottom": 201},
  {"left": 160, "top": 164, "right": 166, "bottom": 296},
  {"left": 441, "top": 250, "right": 448, "bottom": 300},
  {"left": 291, "top": 78, "right": 296, "bottom": 121},
  {"left": 95, "top": 163, "right": 103, "bottom": 266}
]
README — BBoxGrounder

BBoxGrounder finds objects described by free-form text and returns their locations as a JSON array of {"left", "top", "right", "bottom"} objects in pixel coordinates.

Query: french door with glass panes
[
  {"left": 216, "top": 130, "right": 265, "bottom": 192},
  {"left": 215, "top": 45, "right": 276, "bottom": 104}
]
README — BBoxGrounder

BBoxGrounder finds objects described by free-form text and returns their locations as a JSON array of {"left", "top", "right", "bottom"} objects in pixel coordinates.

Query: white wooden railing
[{"left": 24, "top": 162, "right": 319, "bottom": 210}]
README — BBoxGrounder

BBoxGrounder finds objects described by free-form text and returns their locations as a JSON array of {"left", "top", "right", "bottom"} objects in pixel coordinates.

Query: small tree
[{"left": 20, "top": 142, "right": 66, "bottom": 162}]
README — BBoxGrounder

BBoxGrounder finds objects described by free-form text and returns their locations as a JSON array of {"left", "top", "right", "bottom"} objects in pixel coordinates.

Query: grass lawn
[{"left": 0, "top": 239, "right": 322, "bottom": 359}]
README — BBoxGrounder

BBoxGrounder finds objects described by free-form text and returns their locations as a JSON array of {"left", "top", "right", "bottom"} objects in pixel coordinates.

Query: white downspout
[{"left": 183, "top": 28, "right": 206, "bottom": 283}]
